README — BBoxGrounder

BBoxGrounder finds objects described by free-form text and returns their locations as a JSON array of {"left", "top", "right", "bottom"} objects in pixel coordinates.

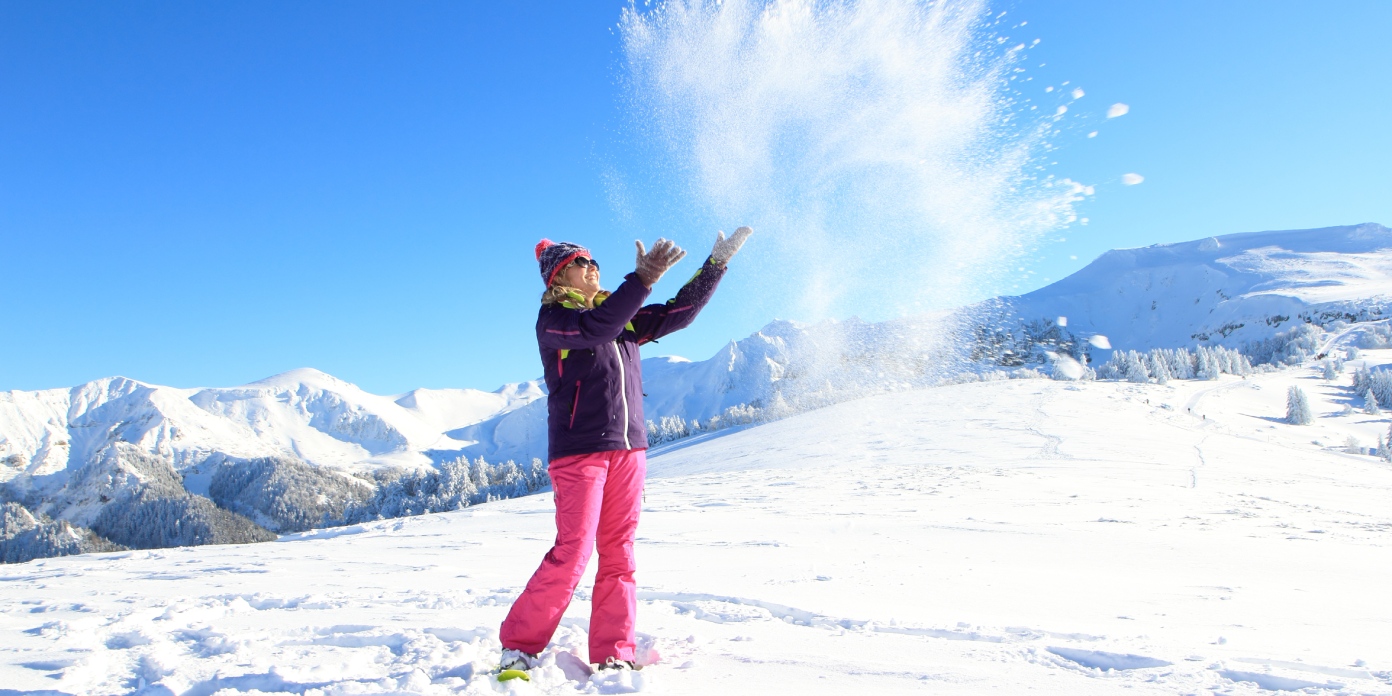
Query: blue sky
[{"left": 3, "top": 1, "right": 1390, "bottom": 394}]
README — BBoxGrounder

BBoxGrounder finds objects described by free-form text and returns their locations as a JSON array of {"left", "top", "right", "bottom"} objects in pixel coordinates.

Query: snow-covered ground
[{"left": 3, "top": 351, "right": 1391, "bottom": 695}]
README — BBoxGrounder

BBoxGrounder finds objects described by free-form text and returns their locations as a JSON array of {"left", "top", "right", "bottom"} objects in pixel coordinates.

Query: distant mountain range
[
  {"left": 3, "top": 222, "right": 1389, "bottom": 560},
  {"left": 1007, "top": 222, "right": 1392, "bottom": 349}
]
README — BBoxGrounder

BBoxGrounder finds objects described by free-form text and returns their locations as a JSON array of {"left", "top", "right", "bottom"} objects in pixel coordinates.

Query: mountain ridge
[
  {"left": 1005, "top": 222, "right": 1392, "bottom": 353},
  {"left": 4, "top": 222, "right": 1390, "bottom": 561}
]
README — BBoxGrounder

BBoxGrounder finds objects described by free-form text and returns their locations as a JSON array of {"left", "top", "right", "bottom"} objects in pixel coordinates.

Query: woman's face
[{"left": 560, "top": 257, "right": 601, "bottom": 296}]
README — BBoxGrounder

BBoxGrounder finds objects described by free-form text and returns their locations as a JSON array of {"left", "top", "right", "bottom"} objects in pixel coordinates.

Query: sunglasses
[{"left": 572, "top": 257, "right": 600, "bottom": 270}]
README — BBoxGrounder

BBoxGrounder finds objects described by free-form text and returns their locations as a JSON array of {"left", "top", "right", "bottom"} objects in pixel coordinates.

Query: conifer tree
[
  {"left": 1125, "top": 351, "right": 1150, "bottom": 383},
  {"left": 1286, "top": 386, "right": 1314, "bottom": 425},
  {"left": 1196, "top": 348, "right": 1219, "bottom": 380}
]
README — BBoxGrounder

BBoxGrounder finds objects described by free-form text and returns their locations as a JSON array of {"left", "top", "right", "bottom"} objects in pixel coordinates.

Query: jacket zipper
[
  {"left": 569, "top": 380, "right": 582, "bottom": 429},
  {"left": 613, "top": 341, "right": 631, "bottom": 449}
]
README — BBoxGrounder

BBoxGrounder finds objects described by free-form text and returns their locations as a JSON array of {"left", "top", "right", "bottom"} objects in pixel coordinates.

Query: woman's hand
[
  {"left": 710, "top": 226, "right": 753, "bottom": 267},
  {"left": 635, "top": 238, "right": 687, "bottom": 288}
]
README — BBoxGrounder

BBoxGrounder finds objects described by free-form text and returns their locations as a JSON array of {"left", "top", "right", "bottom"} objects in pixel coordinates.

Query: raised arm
[
  {"left": 537, "top": 275, "right": 650, "bottom": 350},
  {"left": 535, "top": 237, "right": 693, "bottom": 350},
  {"left": 629, "top": 259, "right": 727, "bottom": 344},
  {"left": 630, "top": 227, "right": 751, "bottom": 344}
]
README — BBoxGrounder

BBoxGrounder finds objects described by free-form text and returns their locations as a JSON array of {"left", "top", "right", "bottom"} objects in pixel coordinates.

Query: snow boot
[
  {"left": 498, "top": 649, "right": 538, "bottom": 682},
  {"left": 596, "top": 657, "right": 641, "bottom": 672}
]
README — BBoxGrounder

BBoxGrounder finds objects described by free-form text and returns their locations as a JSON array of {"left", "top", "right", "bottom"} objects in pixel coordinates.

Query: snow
[
  {"left": 0, "top": 318, "right": 803, "bottom": 503},
  {"left": 1005, "top": 223, "right": 1392, "bottom": 356},
  {"left": 394, "top": 382, "right": 546, "bottom": 437},
  {"left": 3, "top": 358, "right": 1390, "bottom": 694},
  {"left": 8, "top": 224, "right": 1392, "bottom": 541},
  {"left": 0, "top": 372, "right": 546, "bottom": 496},
  {"left": 1121, "top": 172, "right": 1144, "bottom": 185},
  {"left": 1107, "top": 103, "right": 1130, "bottom": 118}
]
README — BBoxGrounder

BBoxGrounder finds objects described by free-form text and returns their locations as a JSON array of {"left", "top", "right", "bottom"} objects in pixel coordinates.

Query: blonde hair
[
  {"left": 542, "top": 284, "right": 585, "bottom": 307},
  {"left": 541, "top": 267, "right": 609, "bottom": 308}
]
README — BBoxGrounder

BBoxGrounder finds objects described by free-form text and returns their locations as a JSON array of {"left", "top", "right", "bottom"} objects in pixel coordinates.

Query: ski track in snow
[{"left": 4, "top": 354, "right": 1392, "bottom": 694}]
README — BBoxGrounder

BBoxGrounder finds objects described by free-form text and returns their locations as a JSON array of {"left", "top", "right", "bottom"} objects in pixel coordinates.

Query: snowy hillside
[
  {"left": 461, "top": 314, "right": 959, "bottom": 465},
  {"left": 0, "top": 313, "right": 956, "bottom": 542},
  {"left": 5, "top": 222, "right": 1392, "bottom": 562},
  {"left": 0, "top": 369, "right": 543, "bottom": 485},
  {"left": 3, "top": 350, "right": 1390, "bottom": 694},
  {"left": 0, "top": 371, "right": 546, "bottom": 548},
  {"left": 1004, "top": 222, "right": 1392, "bottom": 355}
]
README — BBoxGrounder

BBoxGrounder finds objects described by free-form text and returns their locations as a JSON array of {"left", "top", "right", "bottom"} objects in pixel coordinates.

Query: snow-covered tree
[
  {"left": 1358, "top": 323, "right": 1392, "bottom": 349},
  {"left": 1167, "top": 348, "right": 1196, "bottom": 379},
  {"left": 1344, "top": 436, "right": 1363, "bottom": 455},
  {"left": 1, "top": 502, "right": 125, "bottom": 564},
  {"left": 209, "top": 456, "right": 371, "bottom": 532},
  {"left": 1097, "top": 345, "right": 1253, "bottom": 383},
  {"left": 1244, "top": 323, "right": 1322, "bottom": 365},
  {"left": 1240, "top": 352, "right": 1255, "bottom": 375},
  {"left": 765, "top": 391, "right": 793, "bottom": 420},
  {"left": 1286, "top": 386, "right": 1313, "bottom": 425},
  {"left": 1147, "top": 352, "right": 1172, "bottom": 385},
  {"left": 1124, "top": 351, "right": 1150, "bottom": 383},
  {"left": 1364, "top": 388, "right": 1381, "bottom": 415},
  {"left": 1353, "top": 366, "right": 1392, "bottom": 408},
  {"left": 1322, "top": 360, "right": 1338, "bottom": 381},
  {"left": 1215, "top": 347, "right": 1236, "bottom": 375},
  {"left": 344, "top": 456, "right": 550, "bottom": 524},
  {"left": 469, "top": 457, "right": 491, "bottom": 491},
  {"left": 1195, "top": 347, "right": 1217, "bottom": 380}
]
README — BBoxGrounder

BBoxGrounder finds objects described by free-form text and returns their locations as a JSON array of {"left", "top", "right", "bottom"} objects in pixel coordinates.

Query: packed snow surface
[{"left": 3, "top": 351, "right": 1390, "bottom": 694}]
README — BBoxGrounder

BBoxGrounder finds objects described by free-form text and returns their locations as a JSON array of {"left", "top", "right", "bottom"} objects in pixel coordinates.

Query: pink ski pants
[{"left": 500, "top": 448, "right": 646, "bottom": 663}]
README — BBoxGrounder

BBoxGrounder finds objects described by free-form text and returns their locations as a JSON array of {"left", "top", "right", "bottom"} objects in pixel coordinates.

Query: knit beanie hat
[{"left": 535, "top": 239, "right": 591, "bottom": 287}]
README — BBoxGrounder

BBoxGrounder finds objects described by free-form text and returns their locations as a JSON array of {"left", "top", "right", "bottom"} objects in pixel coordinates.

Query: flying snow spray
[{"left": 618, "top": 0, "right": 1089, "bottom": 398}]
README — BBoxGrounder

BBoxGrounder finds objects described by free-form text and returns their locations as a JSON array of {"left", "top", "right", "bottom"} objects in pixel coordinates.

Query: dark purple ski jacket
[{"left": 537, "top": 257, "right": 727, "bottom": 461}]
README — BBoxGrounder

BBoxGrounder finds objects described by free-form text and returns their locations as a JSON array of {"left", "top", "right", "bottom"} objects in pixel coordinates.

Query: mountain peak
[
  {"left": 1007, "top": 222, "right": 1392, "bottom": 354},
  {"left": 245, "top": 368, "right": 349, "bottom": 391}
]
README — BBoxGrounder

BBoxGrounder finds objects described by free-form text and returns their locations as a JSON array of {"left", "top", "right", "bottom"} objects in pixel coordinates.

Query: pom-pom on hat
[{"left": 535, "top": 238, "right": 591, "bottom": 287}]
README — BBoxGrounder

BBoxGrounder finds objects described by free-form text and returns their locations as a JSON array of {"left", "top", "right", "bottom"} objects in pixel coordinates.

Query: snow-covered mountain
[
  {"left": 4, "top": 222, "right": 1391, "bottom": 562},
  {"left": 0, "top": 373, "right": 542, "bottom": 540},
  {"left": 1004, "top": 222, "right": 1392, "bottom": 354},
  {"left": 453, "top": 314, "right": 960, "bottom": 465},
  {"left": 0, "top": 371, "right": 541, "bottom": 482},
  {"left": 0, "top": 316, "right": 946, "bottom": 515}
]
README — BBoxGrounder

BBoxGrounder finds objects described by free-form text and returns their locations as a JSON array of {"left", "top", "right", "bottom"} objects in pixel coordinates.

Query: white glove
[
  {"left": 635, "top": 238, "right": 687, "bottom": 287},
  {"left": 710, "top": 226, "right": 753, "bottom": 267}
]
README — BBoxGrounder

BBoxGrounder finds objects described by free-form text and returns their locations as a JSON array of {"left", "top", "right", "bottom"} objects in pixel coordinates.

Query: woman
[{"left": 499, "top": 227, "right": 752, "bottom": 674}]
